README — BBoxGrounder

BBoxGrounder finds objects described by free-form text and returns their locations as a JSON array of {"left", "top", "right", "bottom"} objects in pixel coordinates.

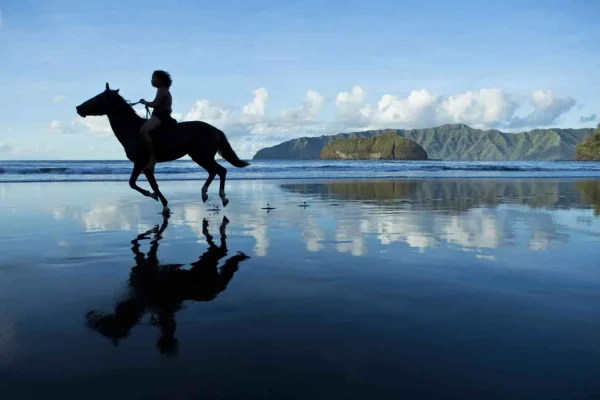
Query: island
[
  {"left": 575, "top": 124, "right": 600, "bottom": 161},
  {"left": 320, "top": 132, "right": 428, "bottom": 160},
  {"left": 252, "top": 124, "right": 595, "bottom": 161}
]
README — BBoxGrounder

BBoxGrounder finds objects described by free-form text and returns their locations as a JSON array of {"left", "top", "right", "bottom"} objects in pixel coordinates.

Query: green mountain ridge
[{"left": 252, "top": 124, "right": 595, "bottom": 161}]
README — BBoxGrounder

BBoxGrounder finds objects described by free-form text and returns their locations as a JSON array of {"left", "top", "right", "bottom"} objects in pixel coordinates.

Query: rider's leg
[{"left": 139, "top": 116, "right": 161, "bottom": 170}]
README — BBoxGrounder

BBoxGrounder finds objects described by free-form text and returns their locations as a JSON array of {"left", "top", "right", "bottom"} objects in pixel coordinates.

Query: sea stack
[{"left": 320, "top": 132, "right": 428, "bottom": 160}]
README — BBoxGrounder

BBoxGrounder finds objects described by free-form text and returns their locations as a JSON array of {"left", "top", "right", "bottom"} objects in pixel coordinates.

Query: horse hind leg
[
  {"left": 214, "top": 162, "right": 229, "bottom": 207},
  {"left": 190, "top": 156, "right": 216, "bottom": 203},
  {"left": 191, "top": 153, "right": 229, "bottom": 207},
  {"left": 201, "top": 158, "right": 229, "bottom": 207}
]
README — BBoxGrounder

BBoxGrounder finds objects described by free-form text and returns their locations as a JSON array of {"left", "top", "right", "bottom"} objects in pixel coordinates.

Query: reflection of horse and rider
[{"left": 85, "top": 215, "right": 250, "bottom": 357}]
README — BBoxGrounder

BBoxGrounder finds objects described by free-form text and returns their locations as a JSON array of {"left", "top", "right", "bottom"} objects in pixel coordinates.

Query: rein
[{"left": 117, "top": 100, "right": 151, "bottom": 119}]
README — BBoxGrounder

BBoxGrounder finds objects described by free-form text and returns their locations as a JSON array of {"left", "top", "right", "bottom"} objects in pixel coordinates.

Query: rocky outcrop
[{"left": 320, "top": 132, "right": 428, "bottom": 160}]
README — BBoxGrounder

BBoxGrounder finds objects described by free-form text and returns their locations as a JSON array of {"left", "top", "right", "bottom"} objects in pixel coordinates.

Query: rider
[{"left": 139, "top": 70, "right": 174, "bottom": 171}]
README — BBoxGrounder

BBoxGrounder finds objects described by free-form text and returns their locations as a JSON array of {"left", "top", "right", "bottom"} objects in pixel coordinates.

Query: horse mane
[{"left": 112, "top": 92, "right": 145, "bottom": 122}]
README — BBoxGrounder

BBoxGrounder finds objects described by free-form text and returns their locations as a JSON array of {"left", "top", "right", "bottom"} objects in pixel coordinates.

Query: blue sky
[{"left": 0, "top": 0, "right": 598, "bottom": 159}]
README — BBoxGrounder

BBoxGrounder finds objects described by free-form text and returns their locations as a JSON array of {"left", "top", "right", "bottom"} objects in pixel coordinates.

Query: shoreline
[
  {"left": 3, "top": 175, "right": 600, "bottom": 184},
  {"left": 3, "top": 160, "right": 600, "bottom": 185}
]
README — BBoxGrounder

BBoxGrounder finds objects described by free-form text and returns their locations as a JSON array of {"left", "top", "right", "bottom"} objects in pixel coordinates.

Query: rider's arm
[{"left": 143, "top": 88, "right": 166, "bottom": 108}]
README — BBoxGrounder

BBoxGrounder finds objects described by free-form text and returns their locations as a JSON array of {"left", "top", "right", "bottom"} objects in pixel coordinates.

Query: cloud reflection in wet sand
[
  {"left": 44, "top": 179, "right": 600, "bottom": 260},
  {"left": 3, "top": 179, "right": 600, "bottom": 400}
]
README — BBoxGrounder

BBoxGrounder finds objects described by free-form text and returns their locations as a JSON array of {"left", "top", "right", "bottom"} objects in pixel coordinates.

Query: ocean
[{"left": 2, "top": 159, "right": 600, "bottom": 182}]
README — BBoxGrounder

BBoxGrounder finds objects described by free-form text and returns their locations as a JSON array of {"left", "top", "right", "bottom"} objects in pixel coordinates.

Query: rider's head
[{"left": 152, "top": 70, "right": 172, "bottom": 89}]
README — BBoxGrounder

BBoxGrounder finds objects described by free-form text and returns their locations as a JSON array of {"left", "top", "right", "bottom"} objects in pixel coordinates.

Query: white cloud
[
  {"left": 333, "top": 86, "right": 570, "bottom": 131},
  {"left": 184, "top": 99, "right": 234, "bottom": 127},
  {"left": 580, "top": 113, "right": 597, "bottom": 123},
  {"left": 241, "top": 88, "right": 269, "bottom": 122},
  {"left": 508, "top": 90, "right": 576, "bottom": 128},
  {"left": 56, "top": 85, "right": 577, "bottom": 158},
  {"left": 281, "top": 90, "right": 325, "bottom": 122},
  {"left": 77, "top": 117, "right": 113, "bottom": 138},
  {"left": 33, "top": 142, "right": 53, "bottom": 153},
  {"left": 183, "top": 88, "right": 326, "bottom": 138},
  {"left": 48, "top": 120, "right": 77, "bottom": 134},
  {"left": 439, "top": 89, "right": 520, "bottom": 127},
  {"left": 336, "top": 86, "right": 367, "bottom": 121},
  {"left": 361, "top": 89, "right": 440, "bottom": 127},
  {"left": 0, "top": 143, "right": 11, "bottom": 154},
  {"left": 234, "top": 136, "right": 284, "bottom": 158},
  {"left": 48, "top": 116, "right": 113, "bottom": 138},
  {"left": 52, "top": 95, "right": 65, "bottom": 103}
]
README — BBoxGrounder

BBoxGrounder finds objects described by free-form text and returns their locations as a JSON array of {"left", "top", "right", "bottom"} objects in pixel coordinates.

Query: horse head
[{"left": 76, "top": 82, "right": 122, "bottom": 117}]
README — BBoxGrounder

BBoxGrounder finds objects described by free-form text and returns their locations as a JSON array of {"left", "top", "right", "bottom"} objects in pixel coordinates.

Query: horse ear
[
  {"left": 115, "top": 89, "right": 119, "bottom": 93},
  {"left": 105, "top": 82, "right": 110, "bottom": 91}
]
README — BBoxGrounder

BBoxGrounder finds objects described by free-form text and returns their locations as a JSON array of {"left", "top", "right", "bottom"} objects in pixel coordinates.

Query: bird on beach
[
  {"left": 261, "top": 203, "right": 276, "bottom": 211},
  {"left": 206, "top": 204, "right": 220, "bottom": 213}
]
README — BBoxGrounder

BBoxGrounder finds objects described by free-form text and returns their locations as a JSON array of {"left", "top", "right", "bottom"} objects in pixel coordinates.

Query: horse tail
[{"left": 218, "top": 130, "right": 250, "bottom": 168}]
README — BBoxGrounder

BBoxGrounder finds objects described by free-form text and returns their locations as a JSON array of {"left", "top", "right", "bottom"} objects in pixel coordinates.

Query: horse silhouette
[
  {"left": 76, "top": 83, "right": 249, "bottom": 214},
  {"left": 84, "top": 215, "right": 250, "bottom": 357}
]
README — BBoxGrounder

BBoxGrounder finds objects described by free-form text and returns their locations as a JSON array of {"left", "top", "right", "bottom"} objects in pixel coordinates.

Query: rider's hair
[{"left": 153, "top": 70, "right": 173, "bottom": 89}]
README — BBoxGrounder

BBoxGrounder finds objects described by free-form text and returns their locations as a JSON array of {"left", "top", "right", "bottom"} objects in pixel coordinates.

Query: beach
[
  {"left": 5, "top": 0, "right": 600, "bottom": 397},
  {"left": 1, "top": 177, "right": 600, "bottom": 399}
]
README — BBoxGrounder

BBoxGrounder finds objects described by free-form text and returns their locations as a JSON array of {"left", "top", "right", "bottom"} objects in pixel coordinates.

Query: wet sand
[{"left": 1, "top": 178, "right": 600, "bottom": 399}]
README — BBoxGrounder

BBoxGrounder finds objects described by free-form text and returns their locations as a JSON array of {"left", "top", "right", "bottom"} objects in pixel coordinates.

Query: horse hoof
[
  {"left": 221, "top": 197, "right": 229, "bottom": 207},
  {"left": 202, "top": 192, "right": 208, "bottom": 203},
  {"left": 151, "top": 192, "right": 159, "bottom": 201},
  {"left": 162, "top": 206, "right": 171, "bottom": 215}
]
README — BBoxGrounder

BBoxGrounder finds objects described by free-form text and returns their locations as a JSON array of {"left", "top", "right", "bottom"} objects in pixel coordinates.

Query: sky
[{"left": 0, "top": 0, "right": 599, "bottom": 160}]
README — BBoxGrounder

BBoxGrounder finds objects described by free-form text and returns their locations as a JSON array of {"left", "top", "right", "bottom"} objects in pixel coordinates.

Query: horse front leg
[
  {"left": 129, "top": 164, "right": 158, "bottom": 201},
  {"left": 144, "top": 169, "right": 170, "bottom": 215}
]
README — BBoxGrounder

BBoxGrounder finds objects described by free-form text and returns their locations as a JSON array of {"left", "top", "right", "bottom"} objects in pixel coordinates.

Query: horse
[{"left": 75, "top": 83, "right": 249, "bottom": 214}]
